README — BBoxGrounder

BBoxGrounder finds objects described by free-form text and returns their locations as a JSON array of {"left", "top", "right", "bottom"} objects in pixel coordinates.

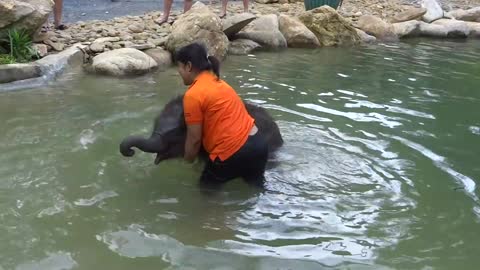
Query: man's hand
[{"left": 184, "top": 123, "right": 202, "bottom": 163}]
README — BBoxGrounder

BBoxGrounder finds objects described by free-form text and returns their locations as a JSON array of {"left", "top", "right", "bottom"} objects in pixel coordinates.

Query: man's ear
[{"left": 186, "top": 61, "right": 193, "bottom": 72}]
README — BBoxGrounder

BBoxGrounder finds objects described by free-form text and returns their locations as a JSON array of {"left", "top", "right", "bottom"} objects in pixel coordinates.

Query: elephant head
[{"left": 119, "top": 96, "right": 189, "bottom": 164}]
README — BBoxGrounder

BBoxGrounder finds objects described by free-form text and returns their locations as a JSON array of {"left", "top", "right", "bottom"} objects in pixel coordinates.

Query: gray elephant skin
[{"left": 119, "top": 95, "right": 284, "bottom": 164}]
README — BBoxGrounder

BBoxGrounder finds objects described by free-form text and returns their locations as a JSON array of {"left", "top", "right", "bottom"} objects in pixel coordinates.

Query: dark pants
[{"left": 199, "top": 132, "right": 268, "bottom": 190}]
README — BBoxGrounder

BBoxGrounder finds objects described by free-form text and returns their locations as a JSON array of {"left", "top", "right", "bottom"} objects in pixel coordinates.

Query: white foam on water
[
  {"left": 469, "top": 126, "right": 480, "bottom": 135},
  {"left": 74, "top": 190, "right": 118, "bottom": 207},
  {"left": 79, "top": 129, "right": 96, "bottom": 149},
  {"left": 337, "top": 73, "right": 350, "bottom": 78},
  {"left": 389, "top": 135, "right": 478, "bottom": 203},
  {"left": 15, "top": 252, "right": 77, "bottom": 270}
]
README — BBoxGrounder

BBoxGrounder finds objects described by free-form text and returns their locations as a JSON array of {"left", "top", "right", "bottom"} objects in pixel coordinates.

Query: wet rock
[
  {"left": 466, "top": 21, "right": 480, "bottom": 37},
  {"left": 278, "top": 14, "right": 319, "bottom": 48},
  {"left": 144, "top": 48, "right": 172, "bottom": 70},
  {"left": 299, "top": 6, "right": 361, "bottom": 46},
  {"left": 223, "top": 13, "right": 256, "bottom": 39},
  {"left": 91, "top": 48, "right": 157, "bottom": 76},
  {"left": 392, "top": 7, "right": 427, "bottom": 23},
  {"left": 432, "top": 19, "right": 470, "bottom": 38},
  {"left": 166, "top": 2, "right": 229, "bottom": 59},
  {"left": 228, "top": 39, "right": 261, "bottom": 55},
  {"left": 355, "top": 28, "right": 377, "bottom": 43},
  {"left": 393, "top": 20, "right": 421, "bottom": 38},
  {"left": 236, "top": 14, "right": 287, "bottom": 49},
  {"left": 357, "top": 15, "right": 398, "bottom": 41},
  {"left": 422, "top": 0, "right": 444, "bottom": 23},
  {"left": 448, "top": 7, "right": 480, "bottom": 22}
]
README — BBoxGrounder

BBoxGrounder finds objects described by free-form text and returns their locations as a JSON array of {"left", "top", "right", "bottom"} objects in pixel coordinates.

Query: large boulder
[
  {"left": 90, "top": 48, "right": 158, "bottom": 76},
  {"left": 356, "top": 15, "right": 398, "bottom": 41},
  {"left": 299, "top": 6, "right": 361, "bottom": 47},
  {"left": 392, "top": 7, "right": 427, "bottom": 23},
  {"left": 236, "top": 14, "right": 287, "bottom": 49},
  {"left": 393, "top": 20, "right": 422, "bottom": 38},
  {"left": 278, "top": 14, "right": 319, "bottom": 48},
  {"left": 228, "top": 39, "right": 261, "bottom": 55},
  {"left": 0, "top": 0, "right": 54, "bottom": 38},
  {"left": 144, "top": 48, "right": 172, "bottom": 70},
  {"left": 393, "top": 19, "right": 469, "bottom": 38},
  {"left": 166, "top": 2, "right": 229, "bottom": 59},
  {"left": 421, "top": 0, "right": 444, "bottom": 23},
  {"left": 448, "top": 7, "right": 480, "bottom": 22},
  {"left": 223, "top": 13, "right": 256, "bottom": 39},
  {"left": 432, "top": 19, "right": 470, "bottom": 38}
]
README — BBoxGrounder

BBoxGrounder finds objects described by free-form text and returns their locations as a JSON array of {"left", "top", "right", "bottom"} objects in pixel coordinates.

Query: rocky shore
[{"left": 1, "top": 0, "right": 480, "bottom": 79}]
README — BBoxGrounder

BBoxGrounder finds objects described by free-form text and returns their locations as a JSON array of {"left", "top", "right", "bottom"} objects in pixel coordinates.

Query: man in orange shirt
[{"left": 175, "top": 43, "right": 268, "bottom": 189}]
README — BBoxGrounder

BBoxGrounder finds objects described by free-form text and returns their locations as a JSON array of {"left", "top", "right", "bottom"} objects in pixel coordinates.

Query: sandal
[{"left": 55, "top": 24, "right": 68, "bottom": 30}]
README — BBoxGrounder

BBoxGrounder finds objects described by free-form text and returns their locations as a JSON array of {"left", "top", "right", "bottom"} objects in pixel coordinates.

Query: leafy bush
[
  {"left": 0, "top": 29, "right": 39, "bottom": 64},
  {"left": 0, "top": 54, "right": 16, "bottom": 64}
]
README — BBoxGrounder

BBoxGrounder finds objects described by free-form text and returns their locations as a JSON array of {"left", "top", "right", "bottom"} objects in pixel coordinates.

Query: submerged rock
[
  {"left": 166, "top": 2, "right": 229, "bottom": 59},
  {"left": 91, "top": 48, "right": 157, "bottom": 76},
  {"left": 357, "top": 15, "right": 398, "bottom": 42},
  {"left": 236, "top": 14, "right": 287, "bottom": 49},
  {"left": 228, "top": 39, "right": 261, "bottom": 55},
  {"left": 299, "top": 6, "right": 361, "bottom": 47},
  {"left": 278, "top": 14, "right": 319, "bottom": 48}
]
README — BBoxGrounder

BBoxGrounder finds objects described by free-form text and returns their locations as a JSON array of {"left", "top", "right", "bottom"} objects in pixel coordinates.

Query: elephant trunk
[{"left": 119, "top": 135, "right": 163, "bottom": 157}]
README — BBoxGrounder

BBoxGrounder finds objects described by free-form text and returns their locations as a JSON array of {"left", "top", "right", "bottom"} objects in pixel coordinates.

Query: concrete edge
[{"left": 0, "top": 44, "right": 87, "bottom": 91}]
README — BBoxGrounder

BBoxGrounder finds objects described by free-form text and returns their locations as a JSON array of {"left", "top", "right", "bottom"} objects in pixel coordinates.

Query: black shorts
[{"left": 200, "top": 132, "right": 268, "bottom": 188}]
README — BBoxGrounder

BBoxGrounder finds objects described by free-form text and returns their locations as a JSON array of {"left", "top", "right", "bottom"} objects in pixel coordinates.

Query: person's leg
[
  {"left": 198, "top": 157, "right": 239, "bottom": 192},
  {"left": 155, "top": 0, "right": 173, "bottom": 25},
  {"left": 184, "top": 0, "right": 193, "bottom": 13},
  {"left": 239, "top": 134, "right": 269, "bottom": 188},
  {"left": 220, "top": 0, "right": 228, "bottom": 18},
  {"left": 53, "top": 0, "right": 65, "bottom": 29},
  {"left": 242, "top": 0, "right": 249, "bottom": 13}
]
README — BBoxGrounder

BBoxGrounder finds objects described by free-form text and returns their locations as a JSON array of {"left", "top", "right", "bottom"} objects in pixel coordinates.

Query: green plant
[
  {"left": 0, "top": 29, "right": 38, "bottom": 63},
  {"left": 0, "top": 54, "right": 16, "bottom": 64}
]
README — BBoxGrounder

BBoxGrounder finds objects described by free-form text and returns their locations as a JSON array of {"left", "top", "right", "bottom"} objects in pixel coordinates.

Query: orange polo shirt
[{"left": 183, "top": 71, "right": 254, "bottom": 161}]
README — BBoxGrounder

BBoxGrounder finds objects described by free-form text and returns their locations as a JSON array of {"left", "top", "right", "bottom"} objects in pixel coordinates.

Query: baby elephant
[{"left": 119, "top": 95, "right": 283, "bottom": 164}]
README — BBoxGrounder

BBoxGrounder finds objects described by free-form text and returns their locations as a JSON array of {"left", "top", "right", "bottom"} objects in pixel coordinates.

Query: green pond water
[{"left": 1, "top": 40, "right": 480, "bottom": 270}]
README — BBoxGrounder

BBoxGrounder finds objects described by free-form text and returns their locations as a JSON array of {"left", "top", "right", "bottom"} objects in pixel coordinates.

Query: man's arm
[{"left": 184, "top": 123, "right": 202, "bottom": 163}]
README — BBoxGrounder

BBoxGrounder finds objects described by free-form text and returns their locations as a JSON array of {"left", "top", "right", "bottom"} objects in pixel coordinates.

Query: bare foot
[{"left": 219, "top": 13, "right": 227, "bottom": 19}]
